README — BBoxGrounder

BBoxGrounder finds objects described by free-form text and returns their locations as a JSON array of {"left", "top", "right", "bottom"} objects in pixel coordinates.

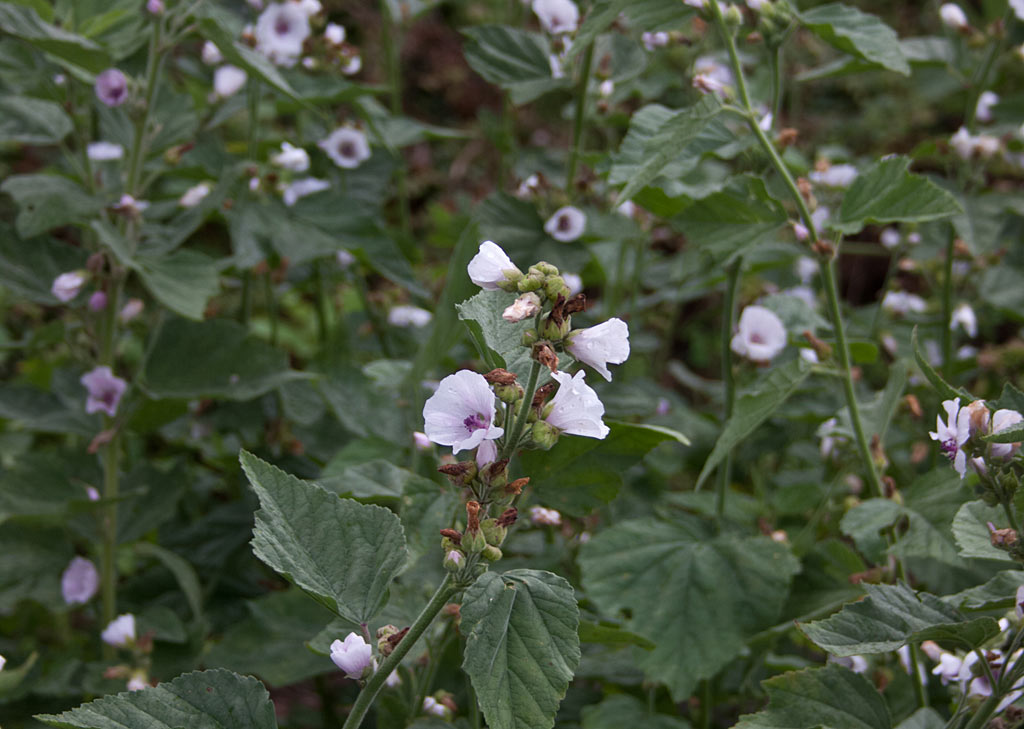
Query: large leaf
[
  {"left": 36, "top": 669, "right": 276, "bottom": 729},
  {"left": 0, "top": 95, "right": 72, "bottom": 144},
  {"left": 0, "top": 4, "right": 111, "bottom": 74},
  {"left": 0, "top": 523, "right": 72, "bottom": 610},
  {"left": 946, "top": 570, "right": 1024, "bottom": 611},
  {"left": 0, "top": 383, "right": 96, "bottom": 435},
  {"left": 696, "top": 358, "right": 813, "bottom": 489},
  {"left": 241, "top": 451, "right": 407, "bottom": 624},
  {"left": 579, "top": 515, "right": 799, "bottom": 700},
  {"left": 519, "top": 421, "right": 689, "bottom": 516},
  {"left": 141, "top": 318, "right": 296, "bottom": 400},
  {"left": 797, "top": 3, "right": 908, "bottom": 75},
  {"left": 456, "top": 289, "right": 541, "bottom": 379},
  {"left": 461, "top": 569, "right": 580, "bottom": 729},
  {"left": 0, "top": 174, "right": 104, "bottom": 238},
  {"left": 832, "top": 157, "right": 961, "bottom": 235},
  {"left": 581, "top": 695, "right": 690, "bottom": 729},
  {"left": 462, "top": 25, "right": 569, "bottom": 104},
  {"left": 0, "top": 223, "right": 90, "bottom": 304},
  {"left": 952, "top": 500, "right": 1014, "bottom": 563},
  {"left": 734, "top": 664, "right": 891, "bottom": 729},
  {"left": 136, "top": 250, "right": 221, "bottom": 321},
  {"left": 800, "top": 582, "right": 1000, "bottom": 656},
  {"left": 568, "top": 0, "right": 629, "bottom": 60}
]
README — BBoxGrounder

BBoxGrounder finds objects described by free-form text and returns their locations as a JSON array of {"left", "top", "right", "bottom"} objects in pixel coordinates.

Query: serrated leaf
[
  {"left": 992, "top": 384, "right": 1024, "bottom": 413},
  {"left": 241, "top": 451, "right": 407, "bottom": 624},
  {"left": 982, "top": 424, "right": 1024, "bottom": 444},
  {"left": 36, "top": 669, "right": 277, "bottom": 729},
  {"left": 462, "top": 25, "right": 569, "bottom": 104},
  {"left": 696, "top": 358, "right": 813, "bottom": 489},
  {"left": 0, "top": 95, "right": 72, "bottom": 144},
  {"left": 734, "top": 664, "right": 891, "bottom": 729},
  {"left": 456, "top": 289, "right": 541, "bottom": 380},
  {"left": 797, "top": 3, "right": 908, "bottom": 75},
  {"left": 0, "top": 174, "right": 104, "bottom": 238},
  {"left": 579, "top": 516, "right": 799, "bottom": 700},
  {"left": 0, "top": 4, "right": 111, "bottom": 74},
  {"left": 832, "top": 157, "right": 961, "bottom": 235},
  {"left": 461, "top": 569, "right": 580, "bottom": 729},
  {"left": 951, "top": 500, "right": 1014, "bottom": 563},
  {"left": 800, "top": 582, "right": 1000, "bottom": 656},
  {"left": 946, "top": 570, "right": 1024, "bottom": 611}
]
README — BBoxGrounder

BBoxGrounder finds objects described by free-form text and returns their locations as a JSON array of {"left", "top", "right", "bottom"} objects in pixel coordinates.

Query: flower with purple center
[
  {"left": 545, "top": 370, "right": 610, "bottom": 439},
  {"left": 319, "top": 127, "right": 371, "bottom": 169},
  {"left": 423, "top": 370, "right": 504, "bottom": 454},
  {"left": 730, "top": 305, "right": 787, "bottom": 363},
  {"left": 80, "top": 366, "right": 128, "bottom": 417},
  {"left": 61, "top": 556, "right": 99, "bottom": 606},
  {"left": 255, "top": 1, "right": 310, "bottom": 67},
  {"left": 929, "top": 398, "right": 969, "bottom": 478},
  {"left": 531, "top": 0, "right": 579, "bottom": 34},
  {"left": 95, "top": 69, "right": 128, "bottom": 107},
  {"left": 544, "top": 206, "right": 586, "bottom": 242}
]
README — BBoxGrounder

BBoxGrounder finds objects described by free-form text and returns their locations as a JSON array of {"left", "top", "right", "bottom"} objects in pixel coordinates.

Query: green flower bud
[
  {"left": 541, "top": 314, "right": 571, "bottom": 341},
  {"left": 521, "top": 329, "right": 539, "bottom": 347},
  {"left": 482, "top": 544, "right": 503, "bottom": 562},
  {"left": 481, "top": 518, "right": 507, "bottom": 546},
  {"left": 531, "top": 419, "right": 559, "bottom": 450},
  {"left": 533, "top": 261, "right": 559, "bottom": 276},
  {"left": 518, "top": 271, "right": 545, "bottom": 292},
  {"left": 724, "top": 4, "right": 743, "bottom": 27},
  {"left": 544, "top": 275, "right": 570, "bottom": 300},
  {"left": 443, "top": 549, "right": 466, "bottom": 572},
  {"left": 463, "top": 529, "right": 487, "bottom": 554}
]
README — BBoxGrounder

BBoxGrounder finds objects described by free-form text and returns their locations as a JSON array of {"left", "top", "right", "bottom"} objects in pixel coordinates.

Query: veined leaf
[
  {"left": 911, "top": 327, "right": 973, "bottom": 402},
  {"left": 1, "top": 174, "right": 104, "bottom": 238},
  {"left": 951, "top": 500, "right": 1014, "bottom": 563},
  {"left": 0, "top": 4, "right": 110, "bottom": 74},
  {"left": 797, "top": 3, "right": 908, "bottom": 75},
  {"left": 462, "top": 25, "right": 569, "bottom": 104},
  {"left": 0, "top": 96, "right": 72, "bottom": 144}
]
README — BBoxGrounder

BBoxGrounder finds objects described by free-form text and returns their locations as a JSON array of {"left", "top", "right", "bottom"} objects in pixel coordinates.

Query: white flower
[
  {"left": 202, "top": 41, "right": 223, "bottom": 65},
  {"left": 976, "top": 91, "right": 999, "bottom": 123},
  {"left": 811, "top": 206, "right": 830, "bottom": 230},
  {"left": 758, "top": 112, "right": 773, "bottom": 131},
  {"left": 282, "top": 177, "right": 330, "bottom": 206},
  {"left": 950, "top": 127, "right": 975, "bottom": 160},
  {"left": 616, "top": 199, "right": 636, "bottom": 218},
  {"left": 882, "top": 291, "right": 927, "bottom": 315},
  {"left": 114, "top": 193, "right": 149, "bottom": 217},
  {"left": 413, "top": 431, "right": 431, "bottom": 450},
  {"left": 213, "top": 65, "right": 247, "bottom": 98},
  {"left": 642, "top": 31, "right": 669, "bottom": 51},
  {"left": 974, "top": 134, "right": 1001, "bottom": 157},
  {"left": 516, "top": 174, "right": 540, "bottom": 198},
  {"left": 563, "top": 272, "right": 583, "bottom": 295},
  {"left": 119, "top": 298, "right": 144, "bottom": 323},
  {"left": 730, "top": 305, "right": 787, "bottom": 363},
  {"left": 907, "top": 232, "right": 921, "bottom": 245},
  {"left": 746, "top": 0, "right": 766, "bottom": 9},
  {"left": 795, "top": 256, "right": 817, "bottom": 283},
  {"left": 991, "top": 409, "right": 1024, "bottom": 459},
  {"left": 295, "top": 0, "right": 321, "bottom": 16},
  {"left": 810, "top": 163, "right": 858, "bottom": 188},
  {"left": 599, "top": 79, "right": 614, "bottom": 98},
  {"left": 951, "top": 302, "right": 977, "bottom": 338},
  {"left": 503, "top": 293, "right": 541, "bottom": 322},
  {"left": 532, "top": 0, "right": 579, "bottom": 34},
  {"left": 818, "top": 417, "right": 841, "bottom": 458},
  {"left": 782, "top": 285, "right": 816, "bottom": 308},
  {"left": 694, "top": 56, "right": 732, "bottom": 89},
  {"left": 324, "top": 22, "right": 345, "bottom": 44},
  {"left": 880, "top": 228, "right": 901, "bottom": 249},
  {"left": 929, "top": 398, "right": 970, "bottom": 478},
  {"left": 530, "top": 506, "right": 562, "bottom": 525},
  {"left": 385, "top": 670, "right": 402, "bottom": 687},
  {"left": 800, "top": 348, "right": 819, "bottom": 364},
  {"left": 330, "top": 632, "right": 373, "bottom": 678},
  {"left": 940, "top": 3, "right": 969, "bottom": 30},
  {"left": 692, "top": 73, "right": 725, "bottom": 95},
  {"left": 544, "top": 206, "right": 586, "bottom": 242},
  {"left": 0, "top": 655, "right": 5, "bottom": 671},
  {"left": 271, "top": 141, "right": 310, "bottom": 172},
  {"left": 684, "top": 0, "right": 705, "bottom": 7},
  {"left": 423, "top": 696, "right": 450, "bottom": 718},
  {"left": 319, "top": 127, "right": 371, "bottom": 169},
  {"left": 341, "top": 54, "right": 362, "bottom": 75},
  {"left": 545, "top": 370, "right": 610, "bottom": 439},
  {"left": 468, "top": 241, "right": 519, "bottom": 290},
  {"left": 255, "top": 2, "right": 310, "bottom": 67},
  {"left": 566, "top": 318, "right": 630, "bottom": 382},
  {"left": 337, "top": 248, "right": 356, "bottom": 268},
  {"left": 127, "top": 674, "right": 148, "bottom": 691},
  {"left": 52, "top": 271, "right": 85, "bottom": 302},
  {"left": 61, "top": 556, "right": 99, "bottom": 606},
  {"left": 932, "top": 652, "right": 962, "bottom": 684},
  {"left": 476, "top": 438, "right": 498, "bottom": 466},
  {"left": 1016, "top": 584, "right": 1024, "bottom": 620},
  {"left": 102, "top": 613, "right": 136, "bottom": 647},
  {"left": 423, "top": 370, "right": 504, "bottom": 454},
  {"left": 1015, "top": 0, "right": 1024, "bottom": 22},
  {"left": 179, "top": 182, "right": 211, "bottom": 208},
  {"left": 549, "top": 53, "right": 565, "bottom": 79},
  {"left": 388, "top": 305, "right": 433, "bottom": 328},
  {"left": 87, "top": 141, "right": 124, "bottom": 161}
]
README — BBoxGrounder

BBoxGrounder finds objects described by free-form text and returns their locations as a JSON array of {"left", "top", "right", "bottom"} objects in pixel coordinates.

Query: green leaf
[
  {"left": 0, "top": 452, "right": 99, "bottom": 523},
  {"left": 951, "top": 500, "right": 1014, "bottom": 563},
  {"left": 992, "top": 384, "right": 1024, "bottom": 413},
  {"left": 0, "top": 524, "right": 72, "bottom": 611},
  {"left": 134, "top": 542, "right": 203, "bottom": 623},
  {"left": 0, "top": 174, "right": 104, "bottom": 238},
  {"left": 519, "top": 421, "right": 688, "bottom": 516},
  {"left": 579, "top": 516, "right": 799, "bottom": 700},
  {"left": 982, "top": 424, "right": 1024, "bottom": 444},
  {"left": 568, "top": 0, "right": 629, "bottom": 60},
  {"left": 462, "top": 25, "right": 569, "bottom": 104},
  {"left": 581, "top": 695, "right": 690, "bottom": 729},
  {"left": 734, "top": 664, "right": 891, "bottom": 729},
  {"left": 840, "top": 498, "right": 902, "bottom": 564},
  {"left": 832, "top": 157, "right": 961, "bottom": 235},
  {"left": 578, "top": 619, "right": 656, "bottom": 650},
  {"left": 797, "top": 3, "right": 908, "bottom": 75},
  {"left": 0, "top": 95, "right": 72, "bottom": 144},
  {"left": 895, "top": 709, "right": 945, "bottom": 729},
  {"left": 696, "top": 358, "right": 813, "bottom": 489},
  {"left": 136, "top": 250, "right": 221, "bottom": 321},
  {"left": 461, "top": 569, "right": 580, "bottom": 729},
  {"left": 36, "top": 669, "right": 277, "bottom": 729},
  {"left": 800, "top": 582, "right": 1000, "bottom": 656},
  {"left": 241, "top": 451, "right": 407, "bottom": 624},
  {"left": 946, "top": 570, "right": 1024, "bottom": 611},
  {"left": 0, "top": 4, "right": 111, "bottom": 74},
  {"left": 141, "top": 318, "right": 296, "bottom": 400},
  {"left": 0, "top": 383, "right": 95, "bottom": 435},
  {"left": 618, "top": 96, "right": 722, "bottom": 204},
  {"left": 672, "top": 175, "right": 788, "bottom": 265},
  {"left": 0, "top": 223, "right": 90, "bottom": 305},
  {"left": 911, "top": 327, "right": 972, "bottom": 402},
  {"left": 456, "top": 289, "right": 541, "bottom": 380},
  {"left": 0, "top": 651, "right": 38, "bottom": 694}
]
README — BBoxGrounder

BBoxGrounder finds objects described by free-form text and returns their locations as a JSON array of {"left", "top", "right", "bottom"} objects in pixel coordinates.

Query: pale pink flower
[
  {"left": 544, "top": 206, "right": 586, "bottom": 242},
  {"left": 545, "top": 370, "right": 610, "bottom": 439},
  {"left": 642, "top": 31, "right": 669, "bottom": 51},
  {"left": 976, "top": 91, "right": 999, "bottom": 124},
  {"left": 468, "top": 241, "right": 519, "bottom": 290},
  {"left": 202, "top": 41, "right": 223, "bottom": 65},
  {"left": 127, "top": 674, "right": 149, "bottom": 691},
  {"left": 213, "top": 65, "right": 247, "bottom": 98},
  {"left": 991, "top": 409, "right": 1024, "bottom": 459},
  {"left": 179, "top": 182, "right": 211, "bottom": 208},
  {"left": 940, "top": 4, "right": 969, "bottom": 30},
  {"left": 730, "top": 305, "right": 786, "bottom": 363},
  {"left": 566, "top": 318, "right": 629, "bottom": 381},
  {"left": 530, "top": 506, "right": 562, "bottom": 526},
  {"left": 101, "top": 613, "right": 136, "bottom": 647},
  {"left": 413, "top": 431, "right": 431, "bottom": 450},
  {"left": 423, "top": 696, "right": 450, "bottom": 718},
  {"left": 563, "top": 272, "right": 583, "bottom": 295},
  {"left": 475, "top": 439, "right": 497, "bottom": 467},
  {"left": 255, "top": 2, "right": 310, "bottom": 67},
  {"left": 119, "top": 298, "right": 144, "bottom": 323},
  {"left": 319, "top": 128, "right": 371, "bottom": 169},
  {"left": 80, "top": 366, "right": 127, "bottom": 417},
  {"left": 330, "top": 632, "right": 373, "bottom": 678},
  {"left": 61, "top": 556, "right": 99, "bottom": 605},
  {"left": 810, "top": 163, "right": 858, "bottom": 188},
  {"left": 95, "top": 69, "right": 128, "bottom": 107},
  {"left": 880, "top": 228, "right": 901, "bottom": 249},
  {"left": 388, "top": 305, "right": 432, "bottom": 328},
  {"left": 951, "top": 302, "right": 977, "bottom": 338},
  {"left": 52, "top": 271, "right": 85, "bottom": 302},
  {"left": 282, "top": 177, "right": 329, "bottom": 206},
  {"left": 532, "top": 0, "right": 579, "bottom": 34},
  {"left": 87, "top": 141, "right": 124, "bottom": 161},
  {"left": 929, "top": 398, "right": 969, "bottom": 478},
  {"left": 423, "top": 370, "right": 504, "bottom": 454},
  {"left": 324, "top": 23, "right": 346, "bottom": 45},
  {"left": 147, "top": 0, "right": 164, "bottom": 14}
]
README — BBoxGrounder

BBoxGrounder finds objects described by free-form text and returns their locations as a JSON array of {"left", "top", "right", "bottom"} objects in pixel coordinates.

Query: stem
[
  {"left": 716, "top": 257, "right": 742, "bottom": 522},
  {"left": 342, "top": 577, "right": 458, "bottom": 729},
  {"left": 908, "top": 643, "right": 927, "bottom": 709},
  {"left": 941, "top": 230, "right": 956, "bottom": 382},
  {"left": 1000, "top": 496, "right": 1021, "bottom": 534},
  {"left": 264, "top": 272, "right": 278, "bottom": 346},
  {"left": 126, "top": 21, "right": 164, "bottom": 203},
  {"left": 699, "top": 678, "right": 712, "bottom": 729},
  {"left": 566, "top": 41, "right": 595, "bottom": 198},
  {"left": 499, "top": 359, "right": 542, "bottom": 461},
  {"left": 379, "top": 0, "right": 413, "bottom": 255},
  {"left": 769, "top": 45, "right": 783, "bottom": 126},
  {"left": 313, "top": 260, "right": 330, "bottom": 346},
  {"left": 963, "top": 7, "right": 1014, "bottom": 132}
]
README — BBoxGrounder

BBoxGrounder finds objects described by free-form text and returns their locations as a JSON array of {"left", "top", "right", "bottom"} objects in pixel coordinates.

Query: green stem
[
  {"left": 716, "top": 257, "right": 742, "bottom": 522},
  {"left": 380, "top": 0, "right": 413, "bottom": 255},
  {"left": 699, "top": 678, "right": 712, "bottom": 729},
  {"left": 342, "top": 577, "right": 458, "bottom": 729},
  {"left": 313, "top": 260, "right": 330, "bottom": 346},
  {"left": 941, "top": 230, "right": 956, "bottom": 382},
  {"left": 240, "top": 272, "right": 252, "bottom": 325},
  {"left": 768, "top": 45, "right": 783, "bottom": 126},
  {"left": 500, "top": 359, "right": 542, "bottom": 461},
  {"left": 125, "top": 21, "right": 164, "bottom": 203},
  {"left": 963, "top": 7, "right": 1014, "bottom": 132},
  {"left": 353, "top": 268, "right": 393, "bottom": 357},
  {"left": 566, "top": 41, "right": 595, "bottom": 198},
  {"left": 264, "top": 272, "right": 278, "bottom": 346},
  {"left": 908, "top": 643, "right": 927, "bottom": 709}
]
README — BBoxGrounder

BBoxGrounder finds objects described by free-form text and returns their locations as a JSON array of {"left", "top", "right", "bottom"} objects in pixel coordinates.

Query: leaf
[
  {"left": 832, "top": 157, "right": 961, "bottom": 235},
  {"left": 0, "top": 452, "right": 100, "bottom": 523},
  {"left": 734, "top": 664, "right": 891, "bottom": 729},
  {"left": 519, "top": 421, "right": 688, "bottom": 516},
  {"left": 992, "top": 384, "right": 1024, "bottom": 413},
  {"left": 462, "top": 25, "right": 569, "bottom": 104},
  {"left": 136, "top": 249, "right": 221, "bottom": 321},
  {"left": 581, "top": 695, "right": 690, "bottom": 729},
  {"left": 911, "top": 327, "right": 972, "bottom": 402},
  {"left": 141, "top": 318, "right": 296, "bottom": 400},
  {"left": 579, "top": 516, "right": 799, "bottom": 700},
  {"left": 896, "top": 709, "right": 946, "bottom": 729},
  {"left": 569, "top": 0, "right": 629, "bottom": 60},
  {"left": 0, "top": 383, "right": 96, "bottom": 435},
  {"left": 946, "top": 570, "right": 1024, "bottom": 611},
  {"left": 840, "top": 498, "right": 902, "bottom": 564},
  {"left": 0, "top": 95, "right": 72, "bottom": 144},
  {"left": 0, "top": 174, "right": 104, "bottom": 238},
  {"left": 0, "top": 223, "right": 90, "bottom": 305},
  {"left": 134, "top": 542, "right": 203, "bottom": 623},
  {"left": 797, "top": 3, "right": 908, "bottom": 75},
  {"left": 696, "top": 358, "right": 813, "bottom": 489},
  {"left": 618, "top": 96, "right": 722, "bottom": 204},
  {"left": 36, "top": 669, "right": 277, "bottom": 729},
  {"left": 578, "top": 620, "right": 656, "bottom": 650},
  {"left": 461, "top": 569, "right": 580, "bottom": 729},
  {"left": 456, "top": 289, "right": 541, "bottom": 380},
  {"left": 0, "top": 4, "right": 111, "bottom": 74},
  {"left": 241, "top": 451, "right": 407, "bottom": 624},
  {"left": 952, "top": 500, "right": 1014, "bottom": 563},
  {"left": 982, "top": 425, "right": 1024, "bottom": 444},
  {"left": 800, "top": 582, "right": 1000, "bottom": 656},
  {"left": 0, "top": 524, "right": 71, "bottom": 611}
]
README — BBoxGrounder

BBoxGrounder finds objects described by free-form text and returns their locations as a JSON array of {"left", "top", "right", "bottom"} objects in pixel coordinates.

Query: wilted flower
[
  {"left": 80, "top": 366, "right": 128, "bottom": 417},
  {"left": 88, "top": 291, "right": 108, "bottom": 312},
  {"left": 324, "top": 22, "right": 346, "bottom": 45},
  {"left": 544, "top": 206, "right": 586, "bottom": 242},
  {"left": 179, "top": 182, "right": 211, "bottom": 208},
  {"left": 213, "top": 65, "right": 247, "bottom": 98},
  {"left": 545, "top": 370, "right": 610, "bottom": 439},
  {"left": 642, "top": 31, "right": 669, "bottom": 51},
  {"left": 423, "top": 370, "right": 504, "bottom": 454},
  {"left": 119, "top": 298, "right": 144, "bottom": 323},
  {"left": 270, "top": 142, "right": 311, "bottom": 173},
  {"left": 731, "top": 305, "right": 787, "bottom": 363},
  {"left": 319, "top": 127, "right": 371, "bottom": 169},
  {"left": 532, "top": 0, "right": 579, "bottom": 34},
  {"left": 388, "top": 305, "right": 433, "bottom": 328},
  {"left": 566, "top": 318, "right": 630, "bottom": 382},
  {"left": 52, "top": 271, "right": 86, "bottom": 302},
  {"left": 331, "top": 633, "right": 374, "bottom": 678},
  {"left": 202, "top": 41, "right": 223, "bottom": 65},
  {"left": 940, "top": 3, "right": 969, "bottom": 30},
  {"left": 879, "top": 228, "right": 901, "bottom": 249},
  {"left": 255, "top": 1, "right": 310, "bottom": 66},
  {"left": 87, "top": 141, "right": 124, "bottom": 161},
  {"left": 991, "top": 409, "right": 1024, "bottom": 459},
  {"left": 282, "top": 177, "right": 330, "bottom": 206},
  {"left": 61, "top": 556, "right": 99, "bottom": 605},
  {"left": 881, "top": 291, "right": 927, "bottom": 315},
  {"left": 929, "top": 398, "right": 969, "bottom": 478},
  {"left": 102, "top": 613, "right": 136, "bottom": 647},
  {"left": 950, "top": 302, "right": 977, "bottom": 338},
  {"left": 976, "top": 91, "right": 999, "bottom": 124},
  {"left": 95, "top": 69, "right": 128, "bottom": 107},
  {"left": 468, "top": 241, "right": 520, "bottom": 290},
  {"left": 810, "top": 163, "right": 858, "bottom": 188},
  {"left": 503, "top": 293, "right": 541, "bottom": 322},
  {"left": 530, "top": 506, "right": 562, "bottom": 525}
]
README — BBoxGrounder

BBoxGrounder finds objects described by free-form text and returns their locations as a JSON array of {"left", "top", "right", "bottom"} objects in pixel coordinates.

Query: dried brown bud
[
  {"left": 442, "top": 603, "right": 460, "bottom": 618},
  {"left": 88, "top": 429, "right": 116, "bottom": 454},
  {"left": 903, "top": 394, "right": 923, "bottom": 418},
  {"left": 953, "top": 238, "right": 970, "bottom": 258},
  {"left": 533, "top": 343, "right": 559, "bottom": 373},
  {"left": 439, "top": 528, "right": 462, "bottom": 545},
  {"left": 812, "top": 239, "right": 834, "bottom": 257},
  {"left": 990, "top": 527, "right": 1018, "bottom": 548},
  {"left": 797, "top": 177, "right": 813, "bottom": 201},
  {"left": 506, "top": 477, "right": 530, "bottom": 496},
  {"left": 776, "top": 128, "right": 799, "bottom": 148},
  {"left": 384, "top": 627, "right": 409, "bottom": 654},
  {"left": 483, "top": 368, "right": 518, "bottom": 386},
  {"left": 438, "top": 461, "right": 476, "bottom": 485},
  {"left": 802, "top": 330, "right": 832, "bottom": 359},
  {"left": 495, "top": 507, "right": 518, "bottom": 527},
  {"left": 466, "top": 501, "right": 481, "bottom": 533},
  {"left": 532, "top": 383, "right": 556, "bottom": 409}
]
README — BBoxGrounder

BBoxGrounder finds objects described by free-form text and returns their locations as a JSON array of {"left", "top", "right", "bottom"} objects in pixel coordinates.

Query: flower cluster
[{"left": 929, "top": 398, "right": 1022, "bottom": 479}]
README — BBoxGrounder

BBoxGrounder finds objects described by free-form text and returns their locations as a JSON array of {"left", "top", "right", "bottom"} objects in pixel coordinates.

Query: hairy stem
[
  {"left": 566, "top": 42, "right": 595, "bottom": 197},
  {"left": 500, "top": 359, "right": 542, "bottom": 461}
]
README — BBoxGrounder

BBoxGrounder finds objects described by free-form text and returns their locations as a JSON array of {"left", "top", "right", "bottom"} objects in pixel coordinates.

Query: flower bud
[
  {"left": 444, "top": 549, "right": 465, "bottom": 572},
  {"left": 518, "top": 270, "right": 545, "bottom": 292},
  {"left": 724, "top": 4, "right": 744, "bottom": 27},
  {"left": 531, "top": 420, "right": 560, "bottom": 450},
  {"left": 437, "top": 460, "right": 477, "bottom": 486},
  {"left": 481, "top": 544, "right": 503, "bottom": 562},
  {"left": 521, "top": 329, "right": 539, "bottom": 347},
  {"left": 503, "top": 293, "right": 542, "bottom": 323},
  {"left": 376, "top": 625, "right": 402, "bottom": 656},
  {"left": 480, "top": 518, "right": 507, "bottom": 546}
]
